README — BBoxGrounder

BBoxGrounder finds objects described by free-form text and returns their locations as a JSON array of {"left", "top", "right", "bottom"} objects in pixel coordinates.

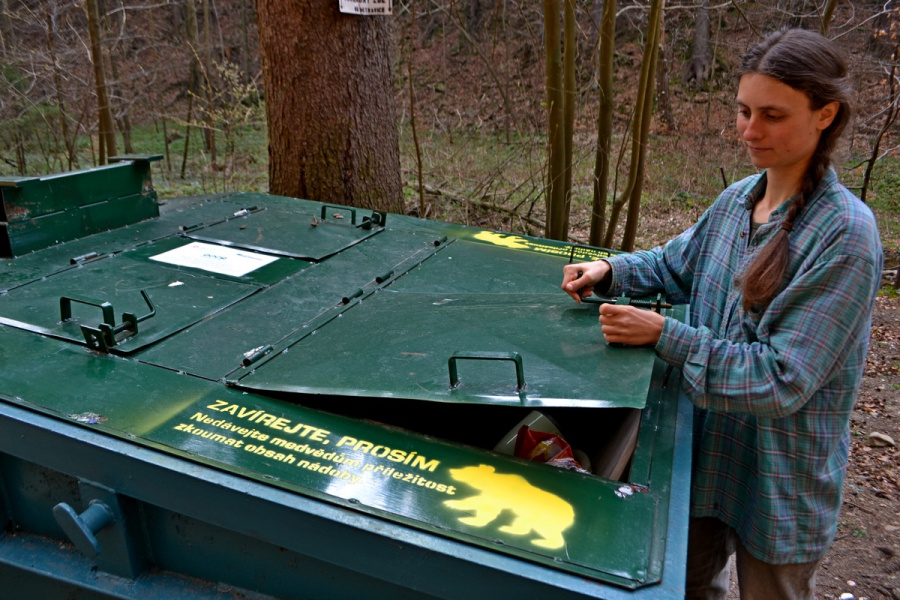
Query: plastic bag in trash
[{"left": 513, "top": 425, "right": 591, "bottom": 474}]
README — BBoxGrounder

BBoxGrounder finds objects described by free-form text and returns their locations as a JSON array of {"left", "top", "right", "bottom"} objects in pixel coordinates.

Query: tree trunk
[
  {"left": 241, "top": 0, "right": 252, "bottom": 82},
  {"left": 685, "top": 0, "right": 711, "bottom": 88},
  {"left": 590, "top": 0, "right": 602, "bottom": 62},
  {"left": 589, "top": 0, "right": 615, "bottom": 247},
  {"left": 255, "top": 0, "right": 402, "bottom": 213},
  {"left": 106, "top": 2, "right": 134, "bottom": 155},
  {"left": 203, "top": 0, "right": 216, "bottom": 164},
  {"left": 0, "top": 0, "right": 12, "bottom": 61},
  {"left": 185, "top": 0, "right": 202, "bottom": 96},
  {"left": 182, "top": 0, "right": 201, "bottom": 179},
  {"left": 14, "top": 131, "right": 26, "bottom": 175},
  {"left": 543, "top": 0, "right": 566, "bottom": 240},
  {"left": 820, "top": 0, "right": 838, "bottom": 35},
  {"left": 655, "top": 12, "right": 673, "bottom": 127},
  {"left": 85, "top": 0, "right": 117, "bottom": 164},
  {"left": 620, "top": 0, "right": 663, "bottom": 252},
  {"left": 860, "top": 45, "right": 899, "bottom": 204},
  {"left": 562, "top": 0, "right": 575, "bottom": 237},
  {"left": 46, "top": 7, "right": 74, "bottom": 170},
  {"left": 468, "top": 0, "right": 486, "bottom": 35},
  {"left": 406, "top": 0, "right": 426, "bottom": 218}
]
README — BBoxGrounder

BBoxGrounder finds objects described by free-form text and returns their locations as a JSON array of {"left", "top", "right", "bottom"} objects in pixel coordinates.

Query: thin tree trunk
[
  {"left": 181, "top": 84, "right": 195, "bottom": 179},
  {"left": 14, "top": 131, "right": 26, "bottom": 175},
  {"left": 407, "top": 0, "right": 426, "bottom": 217},
  {"left": 620, "top": 0, "right": 663, "bottom": 252},
  {"left": 543, "top": 0, "right": 566, "bottom": 240},
  {"left": 861, "top": 46, "right": 899, "bottom": 204},
  {"left": 46, "top": 8, "right": 74, "bottom": 170},
  {"left": 147, "top": 4, "right": 169, "bottom": 174},
  {"left": 162, "top": 117, "right": 172, "bottom": 175},
  {"left": 185, "top": 0, "right": 202, "bottom": 93},
  {"left": 107, "top": 4, "right": 134, "bottom": 155},
  {"left": 590, "top": 0, "right": 615, "bottom": 247},
  {"left": 182, "top": 0, "right": 201, "bottom": 179},
  {"left": 562, "top": 0, "right": 575, "bottom": 237},
  {"left": 685, "top": 0, "right": 711, "bottom": 87},
  {"left": 86, "top": 0, "right": 118, "bottom": 164},
  {"left": 0, "top": 0, "right": 12, "bottom": 62},
  {"left": 656, "top": 13, "right": 674, "bottom": 127},
  {"left": 820, "top": 0, "right": 838, "bottom": 35},
  {"left": 203, "top": 0, "right": 216, "bottom": 165},
  {"left": 241, "top": 0, "right": 252, "bottom": 81}
]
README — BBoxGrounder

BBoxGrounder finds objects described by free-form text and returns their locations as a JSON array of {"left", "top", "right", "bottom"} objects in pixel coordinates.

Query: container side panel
[{"left": 0, "top": 327, "right": 662, "bottom": 587}]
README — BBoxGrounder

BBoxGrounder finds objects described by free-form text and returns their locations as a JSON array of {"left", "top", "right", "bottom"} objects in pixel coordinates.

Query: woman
[{"left": 562, "top": 29, "right": 882, "bottom": 599}]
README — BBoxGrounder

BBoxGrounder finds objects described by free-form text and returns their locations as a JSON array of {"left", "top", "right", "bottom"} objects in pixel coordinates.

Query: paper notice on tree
[{"left": 339, "top": 0, "right": 391, "bottom": 15}]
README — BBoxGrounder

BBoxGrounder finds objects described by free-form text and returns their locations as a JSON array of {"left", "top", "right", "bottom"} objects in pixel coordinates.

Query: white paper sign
[
  {"left": 339, "top": 0, "right": 391, "bottom": 15},
  {"left": 150, "top": 242, "right": 279, "bottom": 277}
]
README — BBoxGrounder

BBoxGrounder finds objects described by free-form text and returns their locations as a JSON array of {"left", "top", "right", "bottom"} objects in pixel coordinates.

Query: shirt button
[{"left": 740, "top": 231, "right": 745, "bottom": 238}]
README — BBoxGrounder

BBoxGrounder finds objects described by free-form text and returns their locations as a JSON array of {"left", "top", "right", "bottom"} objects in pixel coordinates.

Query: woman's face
[{"left": 736, "top": 73, "right": 838, "bottom": 177}]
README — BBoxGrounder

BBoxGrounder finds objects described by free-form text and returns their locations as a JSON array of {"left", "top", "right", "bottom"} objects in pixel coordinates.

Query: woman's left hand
[{"left": 599, "top": 304, "right": 665, "bottom": 346}]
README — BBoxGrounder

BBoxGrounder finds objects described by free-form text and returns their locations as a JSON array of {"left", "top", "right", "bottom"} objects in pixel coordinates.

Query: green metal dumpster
[{"left": 0, "top": 159, "right": 692, "bottom": 599}]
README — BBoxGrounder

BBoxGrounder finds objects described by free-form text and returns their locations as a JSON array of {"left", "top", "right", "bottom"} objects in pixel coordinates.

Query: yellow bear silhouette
[
  {"left": 444, "top": 464, "right": 575, "bottom": 549},
  {"left": 473, "top": 231, "right": 530, "bottom": 249}
]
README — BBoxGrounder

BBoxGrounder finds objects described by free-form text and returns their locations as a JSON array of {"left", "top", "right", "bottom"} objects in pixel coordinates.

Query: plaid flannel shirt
[{"left": 604, "top": 169, "right": 883, "bottom": 564}]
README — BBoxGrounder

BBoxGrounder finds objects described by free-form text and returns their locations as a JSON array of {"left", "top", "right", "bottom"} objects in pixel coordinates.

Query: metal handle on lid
[{"left": 448, "top": 351, "right": 526, "bottom": 392}]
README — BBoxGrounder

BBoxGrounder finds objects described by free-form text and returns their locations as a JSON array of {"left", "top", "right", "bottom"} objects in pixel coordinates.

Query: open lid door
[{"left": 233, "top": 234, "right": 659, "bottom": 409}]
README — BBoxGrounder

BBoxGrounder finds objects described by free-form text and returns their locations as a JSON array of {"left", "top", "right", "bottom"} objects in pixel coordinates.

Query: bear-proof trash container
[{"left": 0, "top": 160, "right": 691, "bottom": 600}]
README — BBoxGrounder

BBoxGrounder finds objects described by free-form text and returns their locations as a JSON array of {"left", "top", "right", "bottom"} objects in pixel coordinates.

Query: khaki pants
[{"left": 685, "top": 517, "right": 821, "bottom": 600}]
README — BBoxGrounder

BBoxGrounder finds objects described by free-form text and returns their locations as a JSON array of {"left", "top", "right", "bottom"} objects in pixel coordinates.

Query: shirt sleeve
[
  {"left": 655, "top": 251, "right": 881, "bottom": 418},
  {"left": 604, "top": 210, "right": 709, "bottom": 305}
]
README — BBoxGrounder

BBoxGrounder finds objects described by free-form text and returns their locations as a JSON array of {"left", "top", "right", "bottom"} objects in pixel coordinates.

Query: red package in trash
[{"left": 513, "top": 425, "right": 589, "bottom": 473}]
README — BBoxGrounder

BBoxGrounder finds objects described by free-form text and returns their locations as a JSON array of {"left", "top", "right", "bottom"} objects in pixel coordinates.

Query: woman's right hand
[{"left": 561, "top": 260, "right": 611, "bottom": 303}]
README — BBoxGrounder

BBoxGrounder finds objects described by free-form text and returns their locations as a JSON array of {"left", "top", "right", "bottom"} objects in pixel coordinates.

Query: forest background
[{"left": 0, "top": 1, "right": 898, "bottom": 598}]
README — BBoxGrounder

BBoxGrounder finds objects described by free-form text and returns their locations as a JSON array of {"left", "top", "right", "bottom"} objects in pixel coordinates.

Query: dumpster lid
[
  {"left": 0, "top": 236, "right": 305, "bottom": 354},
  {"left": 234, "top": 289, "right": 656, "bottom": 409},
  {"left": 232, "top": 234, "right": 659, "bottom": 409},
  {"left": 183, "top": 204, "right": 383, "bottom": 261}
]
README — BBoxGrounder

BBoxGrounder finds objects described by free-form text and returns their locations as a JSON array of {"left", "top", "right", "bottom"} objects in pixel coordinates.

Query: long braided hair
[{"left": 738, "top": 29, "right": 853, "bottom": 311}]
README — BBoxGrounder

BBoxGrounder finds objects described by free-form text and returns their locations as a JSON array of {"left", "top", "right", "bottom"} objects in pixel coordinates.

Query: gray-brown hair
[{"left": 737, "top": 28, "right": 852, "bottom": 312}]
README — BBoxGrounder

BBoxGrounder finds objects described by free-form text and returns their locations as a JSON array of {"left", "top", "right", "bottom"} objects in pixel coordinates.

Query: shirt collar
[
  {"left": 742, "top": 172, "right": 768, "bottom": 211},
  {"left": 739, "top": 168, "right": 837, "bottom": 215}
]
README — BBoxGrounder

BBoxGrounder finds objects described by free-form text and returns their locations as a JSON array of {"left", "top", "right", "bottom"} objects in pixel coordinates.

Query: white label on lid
[{"left": 150, "top": 242, "right": 278, "bottom": 277}]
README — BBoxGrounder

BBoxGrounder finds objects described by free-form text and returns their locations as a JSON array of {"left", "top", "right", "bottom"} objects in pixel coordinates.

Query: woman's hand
[
  {"left": 599, "top": 304, "right": 665, "bottom": 346},
  {"left": 561, "top": 260, "right": 611, "bottom": 303}
]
